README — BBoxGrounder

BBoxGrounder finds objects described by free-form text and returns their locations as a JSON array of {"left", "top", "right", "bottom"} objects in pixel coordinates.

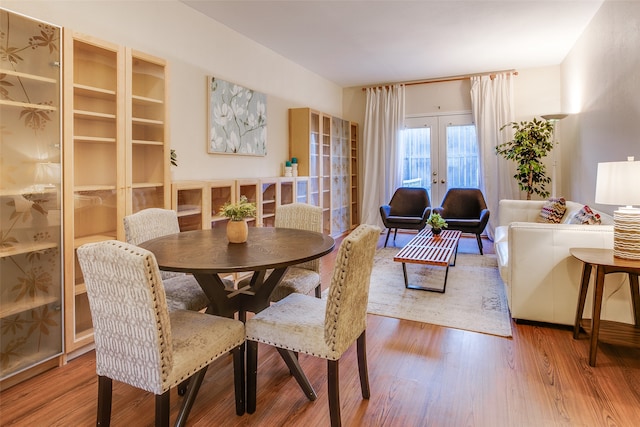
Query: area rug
[{"left": 363, "top": 248, "right": 512, "bottom": 337}]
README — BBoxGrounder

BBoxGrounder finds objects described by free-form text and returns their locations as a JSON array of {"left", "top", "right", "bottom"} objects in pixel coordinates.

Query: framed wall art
[{"left": 208, "top": 76, "right": 267, "bottom": 156}]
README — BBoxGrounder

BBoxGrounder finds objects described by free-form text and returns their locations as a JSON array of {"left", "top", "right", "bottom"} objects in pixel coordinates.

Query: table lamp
[{"left": 595, "top": 156, "right": 640, "bottom": 259}]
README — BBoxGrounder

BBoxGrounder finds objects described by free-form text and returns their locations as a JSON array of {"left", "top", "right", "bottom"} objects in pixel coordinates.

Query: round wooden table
[{"left": 139, "top": 227, "right": 335, "bottom": 318}]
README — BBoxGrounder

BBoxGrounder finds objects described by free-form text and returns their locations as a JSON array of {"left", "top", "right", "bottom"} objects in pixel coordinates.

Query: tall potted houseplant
[
  {"left": 220, "top": 195, "right": 256, "bottom": 243},
  {"left": 496, "top": 117, "right": 554, "bottom": 200}
]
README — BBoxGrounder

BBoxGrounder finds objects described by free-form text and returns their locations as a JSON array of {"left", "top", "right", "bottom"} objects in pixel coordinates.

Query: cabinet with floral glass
[{"left": 0, "top": 9, "right": 63, "bottom": 386}]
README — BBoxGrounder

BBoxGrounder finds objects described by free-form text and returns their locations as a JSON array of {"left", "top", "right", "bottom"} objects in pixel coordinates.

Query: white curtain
[
  {"left": 361, "top": 84, "right": 405, "bottom": 228},
  {"left": 470, "top": 73, "right": 518, "bottom": 240}
]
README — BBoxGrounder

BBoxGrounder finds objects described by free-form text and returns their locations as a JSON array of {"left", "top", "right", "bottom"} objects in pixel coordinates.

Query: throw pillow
[
  {"left": 537, "top": 197, "right": 567, "bottom": 223},
  {"left": 569, "top": 205, "right": 602, "bottom": 225}
]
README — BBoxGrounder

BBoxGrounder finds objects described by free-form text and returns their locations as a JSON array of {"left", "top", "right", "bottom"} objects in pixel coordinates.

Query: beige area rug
[{"left": 363, "top": 248, "right": 512, "bottom": 337}]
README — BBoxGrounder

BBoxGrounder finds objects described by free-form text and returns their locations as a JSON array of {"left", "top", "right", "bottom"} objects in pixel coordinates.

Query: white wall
[
  {"left": 560, "top": 0, "right": 640, "bottom": 212},
  {"left": 3, "top": 0, "right": 343, "bottom": 180}
]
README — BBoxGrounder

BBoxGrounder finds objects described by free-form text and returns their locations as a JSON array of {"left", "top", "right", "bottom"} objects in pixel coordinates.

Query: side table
[{"left": 570, "top": 248, "right": 640, "bottom": 366}]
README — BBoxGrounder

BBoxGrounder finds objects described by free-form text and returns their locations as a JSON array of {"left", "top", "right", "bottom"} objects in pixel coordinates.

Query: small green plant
[
  {"left": 170, "top": 149, "right": 178, "bottom": 167},
  {"left": 427, "top": 213, "right": 448, "bottom": 229},
  {"left": 220, "top": 195, "right": 256, "bottom": 221}
]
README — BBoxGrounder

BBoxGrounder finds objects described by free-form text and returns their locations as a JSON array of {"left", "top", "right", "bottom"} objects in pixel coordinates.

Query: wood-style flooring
[{"left": 1, "top": 232, "right": 640, "bottom": 426}]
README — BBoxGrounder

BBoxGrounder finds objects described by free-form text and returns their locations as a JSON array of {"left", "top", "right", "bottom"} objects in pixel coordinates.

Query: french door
[{"left": 401, "top": 113, "right": 478, "bottom": 205}]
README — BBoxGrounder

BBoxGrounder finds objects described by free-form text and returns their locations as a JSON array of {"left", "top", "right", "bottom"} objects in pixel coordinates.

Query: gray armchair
[
  {"left": 379, "top": 187, "right": 431, "bottom": 247},
  {"left": 433, "top": 188, "right": 490, "bottom": 254}
]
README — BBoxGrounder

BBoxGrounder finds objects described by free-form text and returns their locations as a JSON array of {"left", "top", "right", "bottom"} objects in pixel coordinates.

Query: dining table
[{"left": 139, "top": 226, "right": 335, "bottom": 319}]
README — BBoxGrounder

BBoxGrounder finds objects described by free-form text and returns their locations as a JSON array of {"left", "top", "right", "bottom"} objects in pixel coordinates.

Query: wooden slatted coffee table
[{"left": 394, "top": 228, "right": 462, "bottom": 293}]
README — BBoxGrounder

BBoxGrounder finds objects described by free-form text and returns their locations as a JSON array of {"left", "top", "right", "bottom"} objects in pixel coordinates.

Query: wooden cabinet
[
  {"left": 289, "top": 108, "right": 359, "bottom": 237},
  {"left": 63, "top": 32, "right": 169, "bottom": 355},
  {"left": 172, "top": 181, "right": 208, "bottom": 230},
  {"left": 259, "top": 178, "right": 278, "bottom": 227},
  {"left": 235, "top": 178, "right": 259, "bottom": 227},
  {"left": 295, "top": 177, "right": 311, "bottom": 204},
  {"left": 0, "top": 10, "right": 64, "bottom": 386},
  {"left": 208, "top": 180, "right": 236, "bottom": 229},
  {"left": 279, "top": 177, "right": 295, "bottom": 206}
]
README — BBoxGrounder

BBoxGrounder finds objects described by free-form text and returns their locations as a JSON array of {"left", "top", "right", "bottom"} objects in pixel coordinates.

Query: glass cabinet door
[{"left": 0, "top": 9, "right": 63, "bottom": 381}]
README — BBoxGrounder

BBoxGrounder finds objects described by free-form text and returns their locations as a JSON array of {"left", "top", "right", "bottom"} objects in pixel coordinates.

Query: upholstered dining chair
[
  {"left": 124, "top": 208, "right": 233, "bottom": 312},
  {"left": 238, "top": 202, "right": 323, "bottom": 301},
  {"left": 379, "top": 187, "right": 431, "bottom": 247},
  {"left": 77, "top": 240, "right": 245, "bottom": 427},
  {"left": 245, "top": 224, "right": 380, "bottom": 427},
  {"left": 433, "top": 188, "right": 490, "bottom": 254}
]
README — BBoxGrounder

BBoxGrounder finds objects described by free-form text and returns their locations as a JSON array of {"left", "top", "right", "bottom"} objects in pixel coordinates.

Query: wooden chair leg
[
  {"left": 356, "top": 331, "right": 370, "bottom": 399},
  {"left": 476, "top": 234, "right": 483, "bottom": 255},
  {"left": 155, "top": 391, "right": 170, "bottom": 427},
  {"left": 247, "top": 340, "right": 259, "bottom": 414},
  {"left": 97, "top": 375, "right": 112, "bottom": 427},
  {"left": 328, "top": 360, "right": 341, "bottom": 427},
  {"left": 314, "top": 284, "right": 322, "bottom": 298},
  {"left": 175, "top": 368, "right": 208, "bottom": 427},
  {"left": 232, "top": 344, "right": 246, "bottom": 416}
]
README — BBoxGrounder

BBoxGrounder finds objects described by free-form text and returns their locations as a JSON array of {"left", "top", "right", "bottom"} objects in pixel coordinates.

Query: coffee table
[{"left": 394, "top": 228, "right": 462, "bottom": 292}]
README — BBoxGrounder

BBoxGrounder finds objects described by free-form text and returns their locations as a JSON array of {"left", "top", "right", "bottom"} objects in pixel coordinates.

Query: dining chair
[
  {"left": 77, "top": 240, "right": 246, "bottom": 427},
  {"left": 238, "top": 202, "right": 323, "bottom": 301},
  {"left": 379, "top": 187, "right": 431, "bottom": 247},
  {"left": 432, "top": 188, "right": 490, "bottom": 254},
  {"left": 124, "top": 208, "right": 233, "bottom": 312},
  {"left": 245, "top": 224, "right": 380, "bottom": 427}
]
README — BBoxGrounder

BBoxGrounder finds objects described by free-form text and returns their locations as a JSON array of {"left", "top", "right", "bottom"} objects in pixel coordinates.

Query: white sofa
[{"left": 494, "top": 199, "right": 634, "bottom": 326}]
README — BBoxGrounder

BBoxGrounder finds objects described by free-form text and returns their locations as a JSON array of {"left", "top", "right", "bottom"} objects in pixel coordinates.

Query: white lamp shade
[{"left": 595, "top": 160, "right": 640, "bottom": 207}]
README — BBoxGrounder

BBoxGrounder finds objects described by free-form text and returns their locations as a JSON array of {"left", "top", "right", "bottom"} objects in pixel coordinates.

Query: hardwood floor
[{"left": 2, "top": 232, "right": 640, "bottom": 426}]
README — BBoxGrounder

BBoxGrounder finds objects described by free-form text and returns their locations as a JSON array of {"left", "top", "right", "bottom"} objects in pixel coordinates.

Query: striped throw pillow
[{"left": 537, "top": 197, "right": 567, "bottom": 223}]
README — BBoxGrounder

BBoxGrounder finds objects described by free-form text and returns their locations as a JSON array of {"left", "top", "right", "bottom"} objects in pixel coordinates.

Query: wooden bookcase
[
  {"left": 289, "top": 108, "right": 359, "bottom": 237},
  {"left": 63, "top": 31, "right": 169, "bottom": 356},
  {"left": 0, "top": 10, "right": 64, "bottom": 387},
  {"left": 350, "top": 122, "right": 359, "bottom": 229}
]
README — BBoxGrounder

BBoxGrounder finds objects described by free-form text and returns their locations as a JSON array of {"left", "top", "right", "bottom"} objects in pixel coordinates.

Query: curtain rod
[{"left": 361, "top": 70, "right": 518, "bottom": 91}]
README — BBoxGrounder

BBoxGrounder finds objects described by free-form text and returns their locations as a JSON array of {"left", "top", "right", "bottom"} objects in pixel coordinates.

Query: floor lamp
[{"left": 541, "top": 113, "right": 568, "bottom": 197}]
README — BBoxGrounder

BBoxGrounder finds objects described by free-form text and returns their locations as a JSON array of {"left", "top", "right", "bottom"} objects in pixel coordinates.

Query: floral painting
[{"left": 208, "top": 76, "right": 267, "bottom": 156}]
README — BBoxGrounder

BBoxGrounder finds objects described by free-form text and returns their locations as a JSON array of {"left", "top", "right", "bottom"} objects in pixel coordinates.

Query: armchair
[
  {"left": 433, "top": 188, "right": 490, "bottom": 254},
  {"left": 379, "top": 187, "right": 431, "bottom": 247}
]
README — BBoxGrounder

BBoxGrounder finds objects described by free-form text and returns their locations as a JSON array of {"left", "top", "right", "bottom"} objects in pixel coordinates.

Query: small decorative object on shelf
[
  {"left": 220, "top": 195, "right": 257, "bottom": 243},
  {"left": 291, "top": 157, "right": 298, "bottom": 176},
  {"left": 427, "top": 212, "right": 448, "bottom": 236},
  {"left": 284, "top": 160, "right": 293, "bottom": 177}
]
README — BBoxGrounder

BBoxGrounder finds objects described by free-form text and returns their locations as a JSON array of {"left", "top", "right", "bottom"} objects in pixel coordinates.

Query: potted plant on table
[
  {"left": 427, "top": 213, "right": 448, "bottom": 236},
  {"left": 220, "top": 195, "right": 257, "bottom": 243},
  {"left": 496, "top": 117, "right": 554, "bottom": 200}
]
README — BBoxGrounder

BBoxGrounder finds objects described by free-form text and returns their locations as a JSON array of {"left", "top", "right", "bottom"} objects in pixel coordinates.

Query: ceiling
[{"left": 181, "top": 0, "right": 605, "bottom": 88}]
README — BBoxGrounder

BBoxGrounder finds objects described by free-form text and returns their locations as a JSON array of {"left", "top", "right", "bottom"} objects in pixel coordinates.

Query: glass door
[{"left": 402, "top": 114, "right": 478, "bottom": 205}]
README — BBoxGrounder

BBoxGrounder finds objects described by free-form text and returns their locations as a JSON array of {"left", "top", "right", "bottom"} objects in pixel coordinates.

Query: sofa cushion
[
  {"left": 568, "top": 205, "right": 602, "bottom": 225},
  {"left": 537, "top": 197, "right": 566, "bottom": 223}
]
